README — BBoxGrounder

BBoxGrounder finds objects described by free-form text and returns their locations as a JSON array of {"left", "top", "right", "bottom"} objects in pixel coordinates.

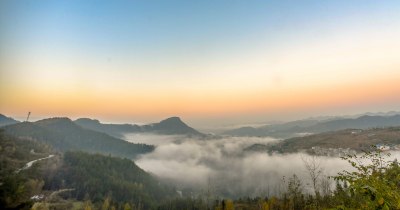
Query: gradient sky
[{"left": 1, "top": 0, "right": 400, "bottom": 127}]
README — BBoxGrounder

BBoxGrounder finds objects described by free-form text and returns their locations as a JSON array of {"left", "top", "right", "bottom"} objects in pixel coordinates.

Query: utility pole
[{"left": 26, "top": 112, "right": 31, "bottom": 122}]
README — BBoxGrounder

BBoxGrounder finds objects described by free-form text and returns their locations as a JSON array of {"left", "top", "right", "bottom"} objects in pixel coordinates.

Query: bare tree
[{"left": 302, "top": 155, "right": 323, "bottom": 196}]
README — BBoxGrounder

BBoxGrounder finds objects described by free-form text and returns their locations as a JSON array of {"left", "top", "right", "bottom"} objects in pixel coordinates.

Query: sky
[{"left": 1, "top": 0, "right": 400, "bottom": 127}]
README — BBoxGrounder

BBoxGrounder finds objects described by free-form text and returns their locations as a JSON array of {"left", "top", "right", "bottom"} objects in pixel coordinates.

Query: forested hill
[
  {"left": 0, "top": 130, "right": 54, "bottom": 209},
  {"left": 0, "top": 130, "right": 52, "bottom": 180},
  {"left": 0, "top": 131, "right": 175, "bottom": 209},
  {"left": 3, "top": 118, "right": 154, "bottom": 159},
  {"left": 56, "top": 151, "right": 176, "bottom": 209},
  {"left": 75, "top": 116, "right": 204, "bottom": 138}
]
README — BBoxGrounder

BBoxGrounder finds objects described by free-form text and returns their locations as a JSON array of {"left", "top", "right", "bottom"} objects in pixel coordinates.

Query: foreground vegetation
[
  {"left": 1, "top": 129, "right": 400, "bottom": 209},
  {"left": 158, "top": 148, "right": 400, "bottom": 210}
]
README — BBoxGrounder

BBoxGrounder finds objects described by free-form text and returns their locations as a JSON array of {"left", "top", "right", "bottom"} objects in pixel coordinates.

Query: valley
[{"left": 2, "top": 112, "right": 400, "bottom": 209}]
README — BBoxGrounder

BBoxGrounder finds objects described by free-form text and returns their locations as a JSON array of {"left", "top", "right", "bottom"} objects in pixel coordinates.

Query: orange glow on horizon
[{"left": 2, "top": 74, "right": 399, "bottom": 121}]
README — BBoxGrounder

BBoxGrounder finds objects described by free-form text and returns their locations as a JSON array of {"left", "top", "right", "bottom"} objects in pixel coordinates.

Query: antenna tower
[{"left": 26, "top": 112, "right": 31, "bottom": 122}]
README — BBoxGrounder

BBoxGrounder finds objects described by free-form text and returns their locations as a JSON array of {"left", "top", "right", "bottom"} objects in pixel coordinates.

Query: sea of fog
[{"left": 123, "top": 133, "right": 400, "bottom": 198}]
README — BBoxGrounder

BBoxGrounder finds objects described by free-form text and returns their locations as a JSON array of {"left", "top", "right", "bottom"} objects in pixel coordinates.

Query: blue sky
[
  {"left": 3, "top": 0, "right": 398, "bottom": 58},
  {"left": 1, "top": 0, "right": 400, "bottom": 126}
]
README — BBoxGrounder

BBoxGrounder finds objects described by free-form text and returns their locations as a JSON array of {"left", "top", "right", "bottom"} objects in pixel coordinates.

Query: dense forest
[
  {"left": 1, "top": 127, "right": 400, "bottom": 209},
  {"left": 0, "top": 130, "right": 53, "bottom": 209},
  {"left": 0, "top": 130, "right": 174, "bottom": 209},
  {"left": 47, "top": 151, "right": 176, "bottom": 209}
]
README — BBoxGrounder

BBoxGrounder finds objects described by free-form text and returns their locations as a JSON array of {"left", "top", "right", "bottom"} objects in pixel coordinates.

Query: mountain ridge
[
  {"left": 3, "top": 117, "right": 154, "bottom": 159},
  {"left": 267, "top": 126, "right": 400, "bottom": 154},
  {"left": 224, "top": 114, "right": 400, "bottom": 138},
  {"left": 75, "top": 116, "right": 204, "bottom": 138}
]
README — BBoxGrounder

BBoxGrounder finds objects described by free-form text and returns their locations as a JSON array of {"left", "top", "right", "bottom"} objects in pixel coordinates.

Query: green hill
[
  {"left": 3, "top": 118, "right": 154, "bottom": 159},
  {"left": 50, "top": 151, "right": 175, "bottom": 209}
]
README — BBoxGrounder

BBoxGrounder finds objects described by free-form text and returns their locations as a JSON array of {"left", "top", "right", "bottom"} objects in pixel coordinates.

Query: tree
[
  {"left": 286, "top": 174, "right": 304, "bottom": 210},
  {"left": 84, "top": 200, "right": 93, "bottom": 210},
  {"left": 225, "top": 199, "right": 234, "bottom": 210},
  {"left": 302, "top": 155, "right": 323, "bottom": 196},
  {"left": 101, "top": 196, "right": 110, "bottom": 210},
  {"left": 257, "top": 198, "right": 269, "bottom": 210},
  {"left": 124, "top": 202, "right": 132, "bottom": 210},
  {"left": 333, "top": 148, "right": 400, "bottom": 209}
]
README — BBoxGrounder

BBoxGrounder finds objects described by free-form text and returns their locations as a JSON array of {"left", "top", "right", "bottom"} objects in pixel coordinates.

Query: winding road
[{"left": 16, "top": 154, "right": 55, "bottom": 173}]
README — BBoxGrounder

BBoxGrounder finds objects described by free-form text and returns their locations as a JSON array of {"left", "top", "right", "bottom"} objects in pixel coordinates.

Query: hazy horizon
[{"left": 3, "top": 109, "right": 400, "bottom": 133}]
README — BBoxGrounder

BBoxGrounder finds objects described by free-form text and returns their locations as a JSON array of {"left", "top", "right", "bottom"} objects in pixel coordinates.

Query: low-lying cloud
[{"left": 123, "top": 134, "right": 399, "bottom": 198}]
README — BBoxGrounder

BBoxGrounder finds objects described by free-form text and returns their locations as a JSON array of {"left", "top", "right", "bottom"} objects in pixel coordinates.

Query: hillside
[
  {"left": 225, "top": 114, "right": 400, "bottom": 138},
  {"left": 3, "top": 118, "right": 154, "bottom": 159},
  {"left": 75, "top": 116, "right": 204, "bottom": 138},
  {"left": 308, "top": 115, "right": 400, "bottom": 132},
  {"left": 74, "top": 118, "right": 141, "bottom": 138},
  {"left": 47, "top": 151, "right": 176, "bottom": 209},
  {"left": 0, "top": 131, "right": 174, "bottom": 209},
  {"left": 267, "top": 127, "right": 400, "bottom": 153},
  {"left": 0, "top": 130, "right": 53, "bottom": 209},
  {"left": 144, "top": 117, "right": 203, "bottom": 135},
  {"left": 0, "top": 130, "right": 52, "bottom": 180},
  {"left": 0, "top": 114, "right": 19, "bottom": 127}
]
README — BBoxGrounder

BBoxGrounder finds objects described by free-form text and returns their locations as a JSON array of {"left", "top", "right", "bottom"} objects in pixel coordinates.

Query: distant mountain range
[
  {"left": 1, "top": 113, "right": 203, "bottom": 138},
  {"left": 251, "top": 126, "right": 400, "bottom": 154},
  {"left": 3, "top": 112, "right": 400, "bottom": 143},
  {"left": 74, "top": 116, "right": 204, "bottom": 138},
  {"left": 224, "top": 114, "right": 400, "bottom": 139},
  {"left": 3, "top": 117, "right": 154, "bottom": 159}
]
